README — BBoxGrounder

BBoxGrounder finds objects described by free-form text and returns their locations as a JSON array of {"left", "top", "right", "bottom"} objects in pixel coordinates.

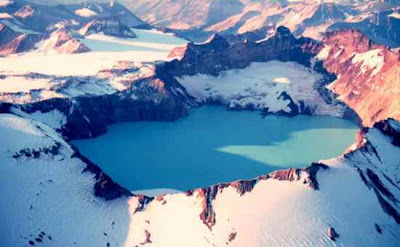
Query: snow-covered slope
[
  {"left": 1, "top": 112, "right": 400, "bottom": 246},
  {"left": 0, "top": 113, "right": 133, "bottom": 247}
]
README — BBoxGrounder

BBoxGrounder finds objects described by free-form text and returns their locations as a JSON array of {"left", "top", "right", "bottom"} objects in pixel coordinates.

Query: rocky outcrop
[
  {"left": 79, "top": 16, "right": 137, "bottom": 38},
  {"left": 186, "top": 162, "right": 330, "bottom": 229},
  {"left": 321, "top": 29, "right": 400, "bottom": 127},
  {"left": 328, "top": 227, "right": 340, "bottom": 241}
]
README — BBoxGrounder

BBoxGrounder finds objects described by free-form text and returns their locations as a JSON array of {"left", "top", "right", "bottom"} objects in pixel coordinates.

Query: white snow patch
[
  {"left": 352, "top": 49, "right": 385, "bottom": 76},
  {"left": 389, "top": 12, "right": 400, "bottom": 19},
  {"left": 273, "top": 77, "right": 290, "bottom": 84},
  {"left": 75, "top": 8, "right": 98, "bottom": 18},
  {"left": 316, "top": 45, "right": 331, "bottom": 61}
]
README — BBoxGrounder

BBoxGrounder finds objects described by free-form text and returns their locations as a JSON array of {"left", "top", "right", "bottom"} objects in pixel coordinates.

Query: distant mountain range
[{"left": 120, "top": 0, "right": 400, "bottom": 46}]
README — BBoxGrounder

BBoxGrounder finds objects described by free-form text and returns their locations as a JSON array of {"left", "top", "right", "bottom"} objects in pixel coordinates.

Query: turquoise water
[{"left": 73, "top": 106, "right": 358, "bottom": 192}]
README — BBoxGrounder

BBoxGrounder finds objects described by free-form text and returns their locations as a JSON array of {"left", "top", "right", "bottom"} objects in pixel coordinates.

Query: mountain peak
[
  {"left": 79, "top": 16, "right": 137, "bottom": 38},
  {"left": 37, "top": 27, "right": 91, "bottom": 54}
]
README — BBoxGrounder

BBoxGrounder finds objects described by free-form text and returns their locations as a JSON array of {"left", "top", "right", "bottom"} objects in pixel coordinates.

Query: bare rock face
[
  {"left": 322, "top": 29, "right": 400, "bottom": 127},
  {"left": 328, "top": 227, "right": 339, "bottom": 241},
  {"left": 79, "top": 16, "right": 137, "bottom": 38},
  {"left": 165, "top": 26, "right": 319, "bottom": 76},
  {"left": 38, "top": 28, "right": 91, "bottom": 54},
  {"left": 0, "top": 30, "right": 42, "bottom": 56}
]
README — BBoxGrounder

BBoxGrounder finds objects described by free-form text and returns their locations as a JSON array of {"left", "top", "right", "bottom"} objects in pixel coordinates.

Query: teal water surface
[{"left": 73, "top": 106, "right": 358, "bottom": 191}]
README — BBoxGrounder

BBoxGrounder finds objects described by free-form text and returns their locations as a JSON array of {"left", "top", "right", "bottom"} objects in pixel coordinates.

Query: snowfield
[
  {"left": 177, "top": 61, "right": 345, "bottom": 116},
  {"left": 0, "top": 114, "right": 133, "bottom": 247},
  {"left": 0, "top": 28, "right": 187, "bottom": 76},
  {"left": 0, "top": 76, "right": 53, "bottom": 93}
]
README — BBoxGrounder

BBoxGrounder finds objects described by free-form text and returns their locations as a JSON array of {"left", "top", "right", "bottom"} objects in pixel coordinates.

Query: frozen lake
[{"left": 73, "top": 106, "right": 358, "bottom": 193}]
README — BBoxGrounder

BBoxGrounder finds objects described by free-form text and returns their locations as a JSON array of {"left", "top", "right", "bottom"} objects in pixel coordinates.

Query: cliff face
[
  {"left": 162, "top": 27, "right": 350, "bottom": 118},
  {"left": 165, "top": 26, "right": 319, "bottom": 76},
  {"left": 321, "top": 29, "right": 400, "bottom": 127}
]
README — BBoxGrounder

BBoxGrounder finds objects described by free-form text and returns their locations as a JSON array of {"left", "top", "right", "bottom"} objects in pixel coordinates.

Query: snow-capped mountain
[
  {"left": 123, "top": 0, "right": 400, "bottom": 46},
  {"left": 37, "top": 27, "right": 91, "bottom": 54},
  {"left": 120, "top": 0, "right": 245, "bottom": 30}
]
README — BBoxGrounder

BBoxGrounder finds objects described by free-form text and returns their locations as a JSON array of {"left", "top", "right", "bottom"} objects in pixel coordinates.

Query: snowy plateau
[{"left": 0, "top": 1, "right": 400, "bottom": 247}]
